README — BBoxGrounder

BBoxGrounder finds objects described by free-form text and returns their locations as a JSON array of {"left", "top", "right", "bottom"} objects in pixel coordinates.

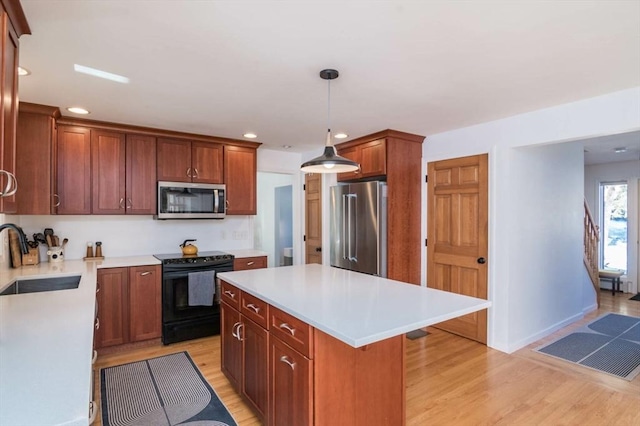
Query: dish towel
[{"left": 188, "top": 270, "right": 216, "bottom": 306}]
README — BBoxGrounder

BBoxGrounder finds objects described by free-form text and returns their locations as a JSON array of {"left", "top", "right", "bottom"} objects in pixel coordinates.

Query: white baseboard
[{"left": 498, "top": 312, "right": 585, "bottom": 354}]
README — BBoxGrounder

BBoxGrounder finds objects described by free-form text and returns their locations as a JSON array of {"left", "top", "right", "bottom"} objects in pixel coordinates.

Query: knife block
[{"left": 22, "top": 247, "right": 40, "bottom": 266}]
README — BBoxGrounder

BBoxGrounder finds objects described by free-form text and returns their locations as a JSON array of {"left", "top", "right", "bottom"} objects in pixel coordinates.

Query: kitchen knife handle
[
  {"left": 279, "top": 355, "right": 296, "bottom": 370},
  {"left": 53, "top": 193, "right": 61, "bottom": 207},
  {"left": 279, "top": 323, "right": 296, "bottom": 336}
]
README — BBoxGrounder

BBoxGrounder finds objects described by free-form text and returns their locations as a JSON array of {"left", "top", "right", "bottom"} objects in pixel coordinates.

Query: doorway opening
[{"left": 255, "top": 172, "right": 294, "bottom": 268}]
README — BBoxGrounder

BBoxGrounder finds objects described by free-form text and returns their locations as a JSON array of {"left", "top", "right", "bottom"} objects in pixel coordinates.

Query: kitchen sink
[{"left": 0, "top": 275, "right": 81, "bottom": 296}]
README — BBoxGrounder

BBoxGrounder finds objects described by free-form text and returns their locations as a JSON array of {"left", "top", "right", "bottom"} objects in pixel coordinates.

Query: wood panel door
[
  {"left": 427, "top": 154, "right": 489, "bottom": 343},
  {"left": 96, "top": 267, "right": 129, "bottom": 348},
  {"left": 192, "top": 141, "right": 223, "bottom": 183},
  {"left": 126, "top": 134, "right": 156, "bottom": 214},
  {"left": 270, "top": 335, "right": 313, "bottom": 426},
  {"left": 55, "top": 125, "right": 91, "bottom": 214},
  {"left": 128, "top": 265, "right": 161, "bottom": 342},
  {"left": 91, "top": 129, "right": 126, "bottom": 214},
  {"left": 305, "top": 173, "right": 322, "bottom": 264},
  {"left": 0, "top": 14, "right": 18, "bottom": 213},
  {"left": 157, "top": 138, "right": 191, "bottom": 182},
  {"left": 224, "top": 145, "right": 256, "bottom": 215}
]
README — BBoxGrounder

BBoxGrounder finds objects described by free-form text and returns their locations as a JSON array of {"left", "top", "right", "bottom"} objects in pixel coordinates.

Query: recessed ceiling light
[
  {"left": 614, "top": 147, "right": 627, "bottom": 153},
  {"left": 66, "top": 107, "right": 90, "bottom": 115},
  {"left": 243, "top": 133, "right": 257, "bottom": 139},
  {"left": 74, "top": 64, "right": 130, "bottom": 84},
  {"left": 282, "top": 145, "right": 292, "bottom": 149},
  {"left": 18, "top": 66, "right": 30, "bottom": 76},
  {"left": 334, "top": 133, "right": 348, "bottom": 139}
]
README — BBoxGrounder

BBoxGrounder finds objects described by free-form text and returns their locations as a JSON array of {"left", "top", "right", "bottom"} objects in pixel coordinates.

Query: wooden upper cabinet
[
  {"left": 55, "top": 125, "right": 92, "bottom": 214},
  {"left": 16, "top": 103, "right": 60, "bottom": 215},
  {"left": 336, "top": 138, "right": 386, "bottom": 182},
  {"left": 156, "top": 138, "right": 191, "bottom": 182},
  {"left": 0, "top": 12, "right": 19, "bottom": 213},
  {"left": 224, "top": 145, "right": 257, "bottom": 215},
  {"left": 126, "top": 134, "right": 156, "bottom": 214},
  {"left": 157, "top": 138, "right": 223, "bottom": 184},
  {"left": 91, "top": 129, "right": 126, "bottom": 214},
  {"left": 192, "top": 141, "right": 223, "bottom": 183}
]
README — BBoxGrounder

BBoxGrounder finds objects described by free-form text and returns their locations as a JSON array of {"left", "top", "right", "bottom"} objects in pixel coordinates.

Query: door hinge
[
  {"left": 303, "top": 184, "right": 306, "bottom": 191},
  {"left": 425, "top": 175, "right": 428, "bottom": 183},
  {"left": 425, "top": 238, "right": 428, "bottom": 246},
  {"left": 303, "top": 235, "right": 306, "bottom": 242}
]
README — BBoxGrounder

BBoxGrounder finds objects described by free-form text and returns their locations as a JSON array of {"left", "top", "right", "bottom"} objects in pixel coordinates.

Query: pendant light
[{"left": 300, "top": 69, "right": 360, "bottom": 174}]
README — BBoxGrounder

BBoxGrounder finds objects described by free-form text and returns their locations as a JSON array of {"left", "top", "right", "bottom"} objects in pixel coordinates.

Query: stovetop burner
[{"left": 153, "top": 251, "right": 234, "bottom": 264}]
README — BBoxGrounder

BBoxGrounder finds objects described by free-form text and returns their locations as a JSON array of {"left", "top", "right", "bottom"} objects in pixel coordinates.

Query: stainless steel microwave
[{"left": 156, "top": 181, "right": 226, "bottom": 219}]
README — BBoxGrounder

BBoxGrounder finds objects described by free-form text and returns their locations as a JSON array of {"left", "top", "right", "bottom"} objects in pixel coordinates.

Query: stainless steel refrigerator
[{"left": 330, "top": 181, "right": 387, "bottom": 277}]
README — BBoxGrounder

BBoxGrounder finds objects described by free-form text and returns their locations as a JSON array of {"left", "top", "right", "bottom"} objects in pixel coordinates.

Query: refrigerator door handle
[
  {"left": 347, "top": 194, "right": 357, "bottom": 262},
  {"left": 342, "top": 194, "right": 348, "bottom": 260}
]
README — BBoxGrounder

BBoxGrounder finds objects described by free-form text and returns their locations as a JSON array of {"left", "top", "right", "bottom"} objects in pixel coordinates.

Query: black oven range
[{"left": 154, "top": 251, "right": 234, "bottom": 344}]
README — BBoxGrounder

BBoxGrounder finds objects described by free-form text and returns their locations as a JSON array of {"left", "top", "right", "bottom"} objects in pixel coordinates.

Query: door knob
[
  {"left": 315, "top": 247, "right": 322, "bottom": 252},
  {"left": 477, "top": 257, "right": 486, "bottom": 264}
]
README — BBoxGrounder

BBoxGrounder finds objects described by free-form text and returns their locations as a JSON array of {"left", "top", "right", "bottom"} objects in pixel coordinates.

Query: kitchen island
[{"left": 218, "top": 264, "right": 491, "bottom": 425}]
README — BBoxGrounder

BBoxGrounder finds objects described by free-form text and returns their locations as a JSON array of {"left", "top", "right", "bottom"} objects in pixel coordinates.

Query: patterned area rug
[
  {"left": 535, "top": 313, "right": 640, "bottom": 381},
  {"left": 101, "top": 351, "right": 237, "bottom": 426}
]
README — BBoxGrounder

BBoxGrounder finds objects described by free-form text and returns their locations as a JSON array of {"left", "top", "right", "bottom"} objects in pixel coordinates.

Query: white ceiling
[{"left": 17, "top": 1, "right": 640, "bottom": 159}]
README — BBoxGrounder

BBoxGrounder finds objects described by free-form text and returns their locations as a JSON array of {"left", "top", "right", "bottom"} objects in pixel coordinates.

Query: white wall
[
  {"left": 425, "top": 87, "right": 640, "bottom": 353},
  {"left": 585, "top": 160, "right": 640, "bottom": 294},
  {"left": 255, "top": 172, "right": 293, "bottom": 267}
]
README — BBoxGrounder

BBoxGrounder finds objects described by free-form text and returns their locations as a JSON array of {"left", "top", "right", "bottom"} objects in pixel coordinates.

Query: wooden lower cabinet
[
  {"left": 221, "top": 299, "right": 269, "bottom": 421},
  {"left": 220, "top": 279, "right": 406, "bottom": 425},
  {"left": 270, "top": 335, "right": 313, "bottom": 426},
  {"left": 96, "top": 265, "right": 161, "bottom": 349}
]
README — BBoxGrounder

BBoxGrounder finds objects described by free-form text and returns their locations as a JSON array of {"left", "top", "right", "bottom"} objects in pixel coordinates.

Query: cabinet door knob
[
  {"left": 477, "top": 257, "right": 486, "bottom": 264},
  {"left": 279, "top": 323, "right": 296, "bottom": 336},
  {"left": 279, "top": 355, "right": 296, "bottom": 370}
]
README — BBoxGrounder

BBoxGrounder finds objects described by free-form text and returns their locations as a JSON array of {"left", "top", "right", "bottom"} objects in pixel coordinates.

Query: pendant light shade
[{"left": 300, "top": 69, "right": 360, "bottom": 174}]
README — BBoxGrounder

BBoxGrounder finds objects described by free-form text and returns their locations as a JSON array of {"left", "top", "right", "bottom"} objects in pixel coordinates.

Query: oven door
[{"left": 162, "top": 263, "right": 230, "bottom": 323}]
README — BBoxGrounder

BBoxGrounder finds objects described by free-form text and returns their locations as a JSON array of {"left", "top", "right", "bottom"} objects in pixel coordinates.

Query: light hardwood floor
[{"left": 94, "top": 292, "right": 640, "bottom": 425}]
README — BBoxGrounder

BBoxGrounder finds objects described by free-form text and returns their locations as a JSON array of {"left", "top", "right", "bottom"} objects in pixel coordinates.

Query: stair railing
[{"left": 584, "top": 199, "right": 600, "bottom": 306}]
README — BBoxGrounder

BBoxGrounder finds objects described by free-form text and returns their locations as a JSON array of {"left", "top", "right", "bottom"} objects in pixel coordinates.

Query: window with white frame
[{"left": 600, "top": 181, "right": 627, "bottom": 272}]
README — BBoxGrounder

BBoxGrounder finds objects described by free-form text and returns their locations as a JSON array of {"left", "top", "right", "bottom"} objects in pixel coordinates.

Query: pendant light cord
[{"left": 326, "top": 77, "right": 332, "bottom": 146}]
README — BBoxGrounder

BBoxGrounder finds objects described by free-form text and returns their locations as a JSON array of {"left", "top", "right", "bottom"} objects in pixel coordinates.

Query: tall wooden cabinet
[
  {"left": 96, "top": 265, "right": 161, "bottom": 349},
  {"left": 0, "top": 0, "right": 29, "bottom": 213},
  {"left": 336, "top": 130, "right": 425, "bottom": 284},
  {"left": 16, "top": 103, "right": 60, "bottom": 214}
]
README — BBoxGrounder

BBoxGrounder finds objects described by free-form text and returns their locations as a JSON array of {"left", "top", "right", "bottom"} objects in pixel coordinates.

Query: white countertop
[
  {"left": 0, "top": 255, "right": 160, "bottom": 426},
  {"left": 225, "top": 249, "right": 268, "bottom": 258},
  {"left": 218, "top": 264, "right": 491, "bottom": 347}
]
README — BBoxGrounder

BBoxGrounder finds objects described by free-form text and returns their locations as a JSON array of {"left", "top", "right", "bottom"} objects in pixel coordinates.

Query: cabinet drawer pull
[
  {"left": 193, "top": 168, "right": 199, "bottom": 178},
  {"left": 127, "top": 198, "right": 133, "bottom": 208},
  {"left": 119, "top": 198, "right": 125, "bottom": 209},
  {"left": 140, "top": 271, "right": 152, "bottom": 276},
  {"left": 237, "top": 323, "right": 244, "bottom": 341},
  {"left": 279, "top": 355, "right": 296, "bottom": 370},
  {"left": 53, "top": 193, "right": 61, "bottom": 207},
  {"left": 246, "top": 261, "right": 255, "bottom": 266},
  {"left": 279, "top": 323, "right": 296, "bottom": 336},
  {"left": 186, "top": 167, "right": 192, "bottom": 178},
  {"left": 95, "top": 318, "right": 100, "bottom": 330},
  {"left": 231, "top": 321, "right": 241, "bottom": 339},
  {"left": 224, "top": 290, "right": 236, "bottom": 299},
  {"left": 246, "top": 303, "right": 260, "bottom": 313}
]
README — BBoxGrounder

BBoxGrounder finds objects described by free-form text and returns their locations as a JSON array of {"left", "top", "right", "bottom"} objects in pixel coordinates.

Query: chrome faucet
[{"left": 0, "top": 223, "right": 29, "bottom": 254}]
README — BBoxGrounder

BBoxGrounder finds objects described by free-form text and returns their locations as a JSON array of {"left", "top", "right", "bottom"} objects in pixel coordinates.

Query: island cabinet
[
  {"left": 220, "top": 281, "right": 269, "bottom": 422},
  {"left": 156, "top": 138, "right": 223, "bottom": 184},
  {"left": 96, "top": 265, "right": 161, "bottom": 349},
  {"left": 219, "top": 279, "right": 404, "bottom": 426},
  {"left": 0, "top": 0, "right": 29, "bottom": 214},
  {"left": 91, "top": 130, "right": 156, "bottom": 215},
  {"left": 15, "top": 103, "right": 60, "bottom": 214},
  {"left": 224, "top": 145, "right": 257, "bottom": 215},
  {"left": 335, "top": 130, "right": 425, "bottom": 285}
]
